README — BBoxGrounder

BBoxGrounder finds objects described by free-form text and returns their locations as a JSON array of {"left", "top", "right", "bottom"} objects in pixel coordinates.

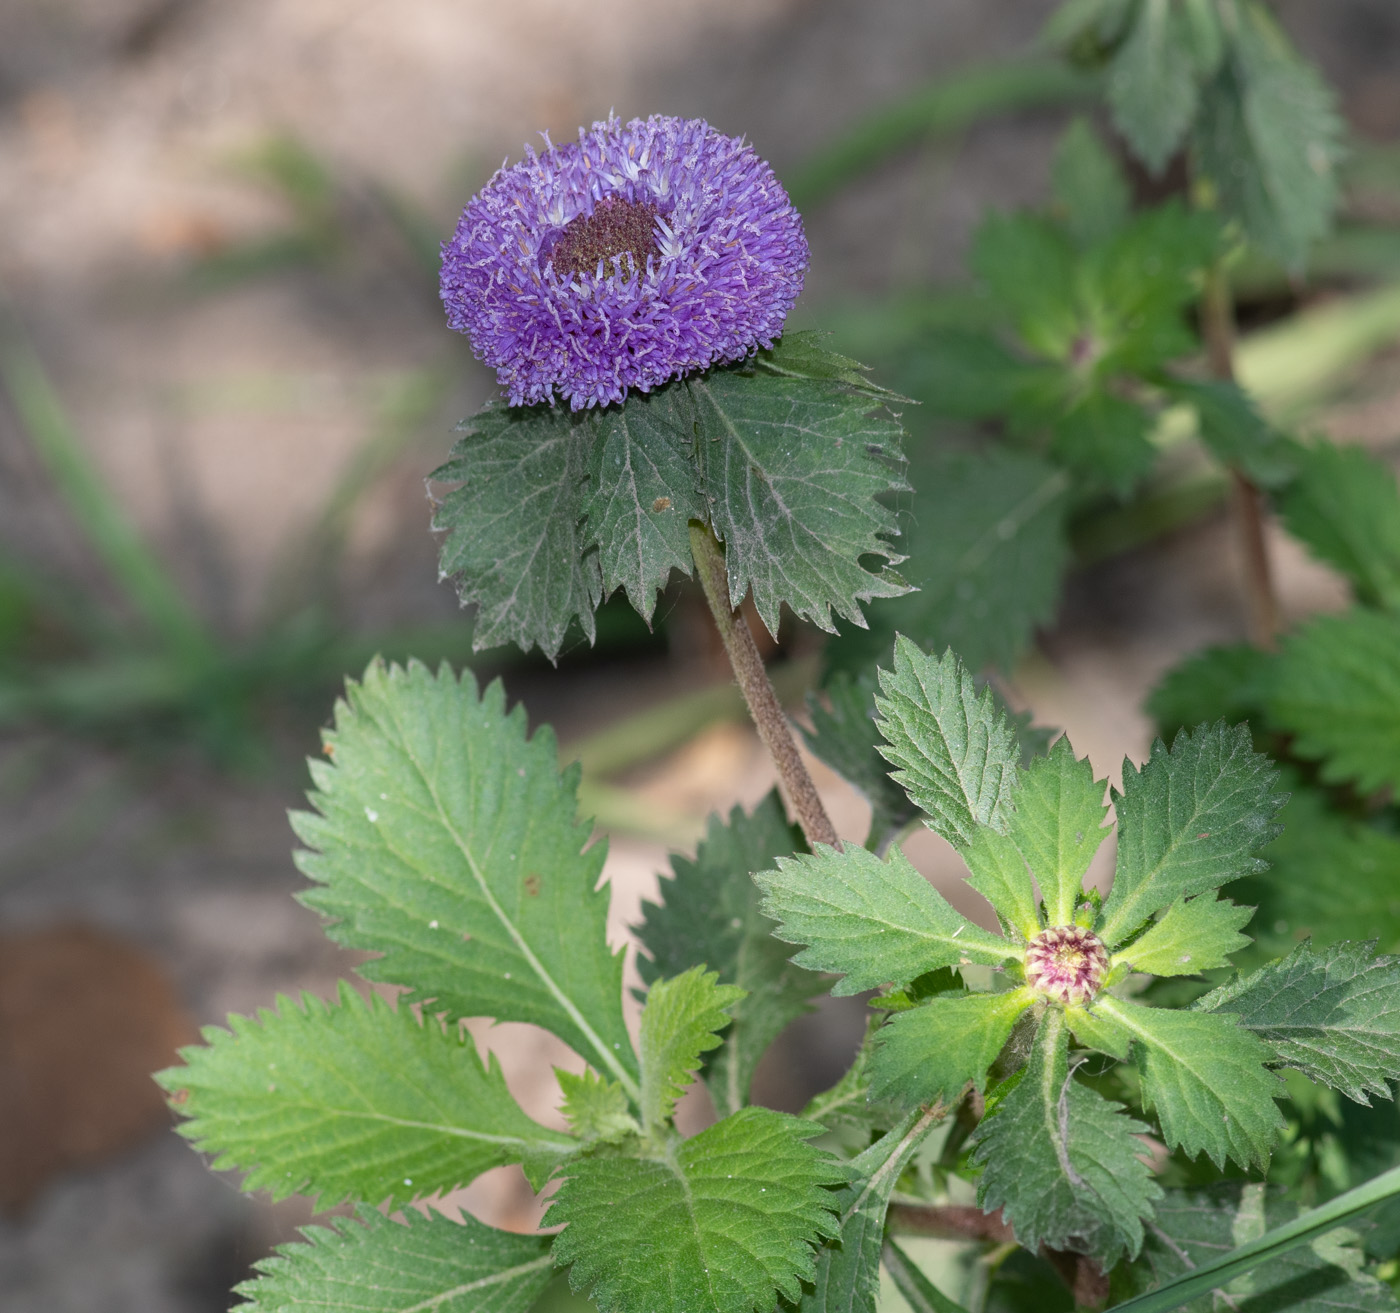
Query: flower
[{"left": 440, "top": 114, "right": 809, "bottom": 410}]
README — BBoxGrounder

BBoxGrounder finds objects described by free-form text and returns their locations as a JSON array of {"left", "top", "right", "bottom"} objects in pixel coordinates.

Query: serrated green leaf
[
  {"left": 802, "top": 1106, "right": 944, "bottom": 1313},
  {"left": 292, "top": 660, "right": 637, "bottom": 1093},
  {"left": 1146, "top": 642, "right": 1270, "bottom": 742},
  {"left": 155, "top": 984, "right": 575, "bottom": 1211},
  {"left": 802, "top": 670, "right": 920, "bottom": 851},
  {"left": 971, "top": 212, "right": 1080, "bottom": 359},
  {"left": 1108, "top": 0, "right": 1200, "bottom": 175},
  {"left": 557, "top": 1068, "right": 638, "bottom": 1144},
  {"left": 1008, "top": 735, "right": 1111, "bottom": 927},
  {"left": 1197, "top": 941, "right": 1400, "bottom": 1106},
  {"left": 1267, "top": 609, "right": 1400, "bottom": 794},
  {"left": 1052, "top": 117, "right": 1131, "bottom": 248},
  {"left": 546, "top": 1107, "right": 845, "bottom": 1313},
  {"left": 754, "top": 331, "right": 911, "bottom": 403},
  {"left": 1113, "top": 894, "right": 1252, "bottom": 978},
  {"left": 1167, "top": 378, "right": 1295, "bottom": 489},
  {"left": 688, "top": 365, "right": 908, "bottom": 639},
  {"left": 1098, "top": 721, "right": 1286, "bottom": 948},
  {"left": 1119, "top": 1181, "right": 1400, "bottom": 1313},
  {"left": 1095, "top": 995, "right": 1284, "bottom": 1168},
  {"left": 634, "top": 793, "right": 823, "bottom": 1117},
  {"left": 875, "top": 639, "right": 1023, "bottom": 848},
  {"left": 1192, "top": 5, "right": 1344, "bottom": 270},
  {"left": 639, "top": 967, "right": 745, "bottom": 1132},
  {"left": 961, "top": 823, "right": 1041, "bottom": 941},
  {"left": 1050, "top": 391, "right": 1157, "bottom": 497},
  {"left": 757, "top": 842, "right": 1017, "bottom": 996},
  {"left": 233, "top": 1205, "right": 554, "bottom": 1313},
  {"left": 431, "top": 402, "right": 601, "bottom": 658},
  {"left": 831, "top": 448, "right": 1070, "bottom": 679},
  {"left": 971, "top": 1011, "right": 1162, "bottom": 1264},
  {"left": 1277, "top": 442, "right": 1400, "bottom": 612},
  {"left": 581, "top": 387, "right": 705, "bottom": 619},
  {"left": 869, "top": 988, "right": 1035, "bottom": 1107}
]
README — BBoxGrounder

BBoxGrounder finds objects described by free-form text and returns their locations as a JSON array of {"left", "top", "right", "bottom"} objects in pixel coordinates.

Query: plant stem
[
  {"left": 688, "top": 521, "right": 839, "bottom": 850},
  {"left": 1202, "top": 263, "right": 1280, "bottom": 648}
]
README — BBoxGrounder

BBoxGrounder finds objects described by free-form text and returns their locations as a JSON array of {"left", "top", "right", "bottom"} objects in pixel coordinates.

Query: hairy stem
[
  {"left": 1203, "top": 263, "right": 1280, "bottom": 648},
  {"left": 688, "top": 521, "right": 839, "bottom": 850}
]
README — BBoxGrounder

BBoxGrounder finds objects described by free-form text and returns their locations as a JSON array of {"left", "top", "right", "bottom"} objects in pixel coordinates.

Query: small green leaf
[
  {"left": 971, "top": 212, "right": 1080, "bottom": 359},
  {"left": 1007, "top": 735, "right": 1111, "bottom": 927},
  {"left": 875, "top": 639, "right": 1023, "bottom": 848},
  {"left": 639, "top": 967, "right": 745, "bottom": 1132},
  {"left": 155, "top": 985, "right": 575, "bottom": 1211},
  {"left": 869, "top": 988, "right": 1035, "bottom": 1107},
  {"left": 1268, "top": 609, "right": 1400, "bottom": 794},
  {"left": 1114, "top": 895, "right": 1253, "bottom": 978},
  {"left": 757, "top": 843, "right": 1017, "bottom": 996},
  {"left": 1107, "top": 0, "right": 1200, "bottom": 175},
  {"left": 233, "top": 1205, "right": 554, "bottom": 1313},
  {"left": 547, "top": 1108, "right": 845, "bottom": 1313},
  {"left": 1277, "top": 442, "right": 1400, "bottom": 611},
  {"left": 972, "top": 1011, "right": 1162, "bottom": 1264},
  {"left": 292, "top": 660, "right": 637, "bottom": 1093},
  {"left": 1146, "top": 642, "right": 1270, "bottom": 742},
  {"left": 688, "top": 364, "right": 909, "bottom": 638},
  {"left": 1096, "top": 995, "right": 1284, "bottom": 1168},
  {"left": 961, "top": 823, "right": 1041, "bottom": 941},
  {"left": 431, "top": 402, "right": 601, "bottom": 658},
  {"left": 634, "top": 793, "right": 822, "bottom": 1117},
  {"left": 1197, "top": 940, "right": 1400, "bottom": 1106},
  {"left": 1051, "top": 117, "right": 1131, "bottom": 247},
  {"left": 1049, "top": 391, "right": 1157, "bottom": 497},
  {"left": 754, "top": 331, "right": 911, "bottom": 403},
  {"left": 1098, "top": 721, "right": 1286, "bottom": 948},
  {"left": 557, "top": 1068, "right": 638, "bottom": 1144},
  {"left": 1167, "top": 378, "right": 1295, "bottom": 489}
]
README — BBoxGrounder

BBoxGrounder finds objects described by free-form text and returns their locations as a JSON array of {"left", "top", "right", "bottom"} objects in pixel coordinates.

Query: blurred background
[{"left": 1, "top": 1, "right": 1398, "bottom": 1309}]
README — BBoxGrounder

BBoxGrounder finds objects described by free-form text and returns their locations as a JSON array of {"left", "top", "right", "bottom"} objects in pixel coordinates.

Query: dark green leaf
[
  {"left": 1050, "top": 391, "right": 1157, "bottom": 497},
  {"left": 1098, "top": 721, "right": 1286, "bottom": 948},
  {"left": 547, "top": 1108, "right": 845, "bottom": 1313},
  {"left": 638, "top": 967, "right": 744, "bottom": 1132},
  {"left": 292, "top": 660, "right": 637, "bottom": 1091},
  {"left": 1107, "top": 0, "right": 1200, "bottom": 175},
  {"left": 1051, "top": 117, "right": 1131, "bottom": 248},
  {"left": 634, "top": 793, "right": 822, "bottom": 1117},
  {"left": 971, "top": 1011, "right": 1162, "bottom": 1264},
  {"left": 234, "top": 1205, "right": 554, "bottom": 1313},
  {"left": 971, "top": 213, "right": 1080, "bottom": 359},
  {"left": 754, "top": 331, "right": 910, "bottom": 403},
  {"left": 898, "top": 329, "right": 1063, "bottom": 423},
  {"left": 1197, "top": 940, "right": 1400, "bottom": 1105},
  {"left": 155, "top": 985, "right": 575, "bottom": 1210},
  {"left": 1167, "top": 378, "right": 1295, "bottom": 489}
]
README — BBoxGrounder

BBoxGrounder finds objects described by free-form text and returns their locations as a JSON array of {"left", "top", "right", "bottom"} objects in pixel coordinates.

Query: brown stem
[
  {"left": 887, "top": 1202, "right": 1015, "bottom": 1244},
  {"left": 1203, "top": 263, "right": 1280, "bottom": 648},
  {"left": 688, "top": 521, "right": 839, "bottom": 850}
]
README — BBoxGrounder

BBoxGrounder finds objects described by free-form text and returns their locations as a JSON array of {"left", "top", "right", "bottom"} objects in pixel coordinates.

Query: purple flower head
[{"left": 440, "top": 115, "right": 809, "bottom": 410}]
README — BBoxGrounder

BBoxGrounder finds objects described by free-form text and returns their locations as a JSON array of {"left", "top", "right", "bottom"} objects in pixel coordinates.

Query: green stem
[
  {"left": 688, "top": 521, "right": 839, "bottom": 850},
  {"left": 1202, "top": 263, "right": 1280, "bottom": 649}
]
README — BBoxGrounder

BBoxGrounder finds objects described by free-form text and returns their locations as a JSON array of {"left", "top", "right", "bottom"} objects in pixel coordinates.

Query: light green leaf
[
  {"left": 756, "top": 842, "right": 1017, "bottom": 997},
  {"left": 547, "top": 1107, "right": 845, "bottom": 1313},
  {"left": 581, "top": 387, "right": 705, "bottom": 619},
  {"left": 1098, "top": 721, "right": 1286, "bottom": 948},
  {"left": 292, "top": 660, "right": 637, "bottom": 1093},
  {"left": 557, "top": 1068, "right": 637, "bottom": 1144},
  {"left": 1197, "top": 940, "right": 1400, "bottom": 1106},
  {"left": 634, "top": 793, "right": 823, "bottom": 1117},
  {"left": 971, "top": 1011, "right": 1162, "bottom": 1264},
  {"left": 155, "top": 985, "right": 575, "bottom": 1211},
  {"left": 688, "top": 363, "right": 908, "bottom": 639},
  {"left": 874, "top": 638, "right": 1023, "bottom": 848},
  {"left": 1108, "top": 0, "right": 1200, "bottom": 175},
  {"left": 961, "top": 823, "right": 1041, "bottom": 941},
  {"left": 233, "top": 1205, "right": 554, "bottom": 1313},
  {"left": 1268, "top": 609, "right": 1400, "bottom": 795},
  {"left": 1277, "top": 442, "right": 1400, "bottom": 612},
  {"left": 1120, "top": 1181, "right": 1400, "bottom": 1313},
  {"left": 431, "top": 402, "right": 601, "bottom": 659},
  {"left": 802, "top": 1106, "right": 945, "bottom": 1313},
  {"left": 639, "top": 967, "right": 745, "bottom": 1132},
  {"left": 1052, "top": 117, "right": 1131, "bottom": 248},
  {"left": 1114, "top": 895, "right": 1253, "bottom": 978},
  {"left": 869, "top": 988, "right": 1035, "bottom": 1107},
  {"left": 1096, "top": 995, "right": 1284, "bottom": 1169},
  {"left": 1008, "top": 735, "right": 1110, "bottom": 927}
]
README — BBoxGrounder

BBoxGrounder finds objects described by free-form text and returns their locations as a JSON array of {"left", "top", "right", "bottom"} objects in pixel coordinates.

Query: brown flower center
[
  {"left": 1023, "top": 925, "right": 1109, "bottom": 1007},
  {"left": 545, "top": 196, "right": 659, "bottom": 281}
]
